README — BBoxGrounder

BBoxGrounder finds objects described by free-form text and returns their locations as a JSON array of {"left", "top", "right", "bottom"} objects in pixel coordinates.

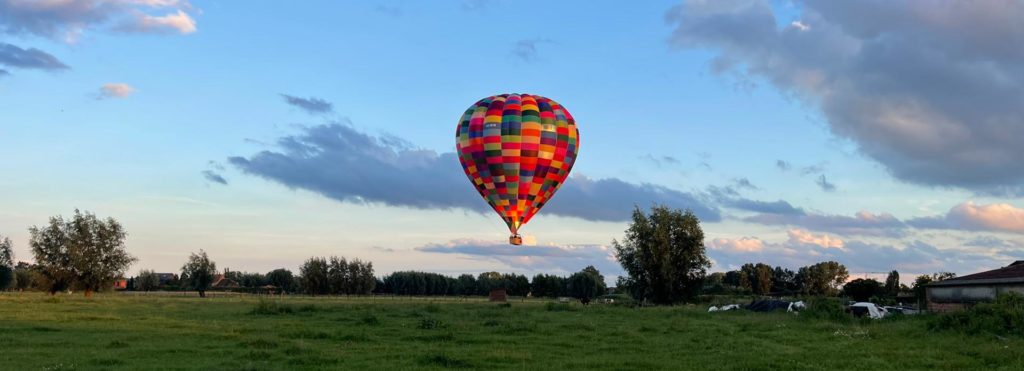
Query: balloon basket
[{"left": 509, "top": 234, "right": 523, "bottom": 245}]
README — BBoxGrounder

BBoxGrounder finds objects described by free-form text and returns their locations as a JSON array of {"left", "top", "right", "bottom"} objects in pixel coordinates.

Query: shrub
[
  {"left": 929, "top": 292, "right": 1024, "bottom": 336},
  {"left": 801, "top": 296, "right": 849, "bottom": 322}
]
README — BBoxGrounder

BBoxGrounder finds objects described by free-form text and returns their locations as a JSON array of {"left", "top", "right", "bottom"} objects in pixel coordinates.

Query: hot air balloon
[{"left": 455, "top": 93, "right": 579, "bottom": 245}]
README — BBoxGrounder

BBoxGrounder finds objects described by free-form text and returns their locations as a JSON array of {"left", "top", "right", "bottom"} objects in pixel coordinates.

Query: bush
[
  {"left": 801, "top": 297, "right": 849, "bottom": 322},
  {"left": 929, "top": 293, "right": 1024, "bottom": 336}
]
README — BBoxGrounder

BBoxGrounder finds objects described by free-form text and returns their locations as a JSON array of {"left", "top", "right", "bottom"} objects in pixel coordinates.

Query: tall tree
[
  {"left": 181, "top": 250, "right": 217, "bottom": 298},
  {"left": 135, "top": 269, "right": 160, "bottom": 291},
  {"left": 0, "top": 235, "right": 14, "bottom": 290},
  {"left": 265, "top": 268, "right": 296, "bottom": 292},
  {"left": 614, "top": 205, "right": 710, "bottom": 304},
  {"left": 299, "top": 257, "right": 330, "bottom": 295},
  {"left": 568, "top": 270, "right": 601, "bottom": 304},
  {"left": 884, "top": 270, "right": 900, "bottom": 298},
  {"left": 798, "top": 261, "right": 849, "bottom": 296},
  {"left": 753, "top": 263, "right": 773, "bottom": 295},
  {"left": 843, "top": 278, "right": 884, "bottom": 302},
  {"left": 29, "top": 210, "right": 136, "bottom": 296}
]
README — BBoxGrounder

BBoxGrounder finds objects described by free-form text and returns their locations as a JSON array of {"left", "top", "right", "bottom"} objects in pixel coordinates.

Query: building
[
  {"left": 210, "top": 274, "right": 240, "bottom": 289},
  {"left": 926, "top": 261, "right": 1024, "bottom": 312},
  {"left": 155, "top": 273, "right": 178, "bottom": 285},
  {"left": 112, "top": 279, "right": 128, "bottom": 290}
]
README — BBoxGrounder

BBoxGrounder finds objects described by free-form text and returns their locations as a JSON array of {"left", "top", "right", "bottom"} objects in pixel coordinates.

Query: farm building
[{"left": 927, "top": 261, "right": 1024, "bottom": 312}]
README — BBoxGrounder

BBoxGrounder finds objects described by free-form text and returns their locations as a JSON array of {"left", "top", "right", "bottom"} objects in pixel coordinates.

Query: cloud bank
[
  {"left": 229, "top": 123, "right": 720, "bottom": 223},
  {"left": 667, "top": 0, "right": 1024, "bottom": 194}
]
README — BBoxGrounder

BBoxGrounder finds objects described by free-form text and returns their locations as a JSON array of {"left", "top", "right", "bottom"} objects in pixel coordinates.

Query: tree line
[
  {"left": 373, "top": 266, "right": 608, "bottom": 302},
  {"left": 0, "top": 207, "right": 962, "bottom": 307}
]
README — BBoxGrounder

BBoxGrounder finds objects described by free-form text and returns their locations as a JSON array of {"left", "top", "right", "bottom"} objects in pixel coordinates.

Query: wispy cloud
[
  {"left": 97, "top": 83, "right": 135, "bottom": 99},
  {"left": 201, "top": 170, "right": 227, "bottom": 185},
  {"left": 908, "top": 202, "right": 1024, "bottom": 234},
  {"left": 280, "top": 94, "right": 334, "bottom": 115},
  {"left": 0, "top": 42, "right": 69, "bottom": 72},
  {"left": 816, "top": 174, "right": 836, "bottom": 192},
  {"left": 511, "top": 38, "right": 553, "bottom": 61}
]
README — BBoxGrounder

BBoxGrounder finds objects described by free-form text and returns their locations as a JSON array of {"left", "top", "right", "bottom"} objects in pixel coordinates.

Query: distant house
[
  {"left": 927, "top": 261, "right": 1024, "bottom": 312},
  {"left": 155, "top": 273, "right": 178, "bottom": 285},
  {"left": 112, "top": 279, "right": 128, "bottom": 290},
  {"left": 210, "top": 274, "right": 240, "bottom": 289}
]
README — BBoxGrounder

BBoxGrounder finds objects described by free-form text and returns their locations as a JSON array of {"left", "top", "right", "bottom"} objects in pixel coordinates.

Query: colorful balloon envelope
[{"left": 455, "top": 93, "right": 579, "bottom": 245}]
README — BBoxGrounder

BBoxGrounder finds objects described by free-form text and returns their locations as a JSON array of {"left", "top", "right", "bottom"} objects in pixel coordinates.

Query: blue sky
[{"left": 3, "top": 0, "right": 1024, "bottom": 284}]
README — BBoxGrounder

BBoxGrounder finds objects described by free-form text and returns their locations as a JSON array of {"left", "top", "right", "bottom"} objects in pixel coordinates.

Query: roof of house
[{"left": 929, "top": 261, "right": 1024, "bottom": 287}]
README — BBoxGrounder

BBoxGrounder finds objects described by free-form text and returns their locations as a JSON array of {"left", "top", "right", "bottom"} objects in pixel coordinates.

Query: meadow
[{"left": 1, "top": 293, "right": 1022, "bottom": 370}]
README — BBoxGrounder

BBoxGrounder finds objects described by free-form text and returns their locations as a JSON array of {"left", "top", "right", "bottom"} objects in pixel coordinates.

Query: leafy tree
[
  {"left": 531, "top": 274, "right": 566, "bottom": 298},
  {"left": 29, "top": 210, "right": 136, "bottom": 296},
  {"left": 299, "top": 257, "right": 330, "bottom": 295},
  {"left": 181, "top": 250, "right": 217, "bottom": 298},
  {"left": 884, "top": 270, "right": 900, "bottom": 298},
  {"left": 0, "top": 235, "right": 14, "bottom": 290},
  {"left": 456, "top": 274, "right": 477, "bottom": 296},
  {"left": 567, "top": 270, "right": 600, "bottom": 304},
  {"left": 932, "top": 272, "right": 957, "bottom": 281},
  {"left": 14, "top": 264, "right": 35, "bottom": 291},
  {"left": 797, "top": 261, "right": 849, "bottom": 296},
  {"left": 842, "top": 278, "right": 884, "bottom": 302},
  {"left": 327, "top": 256, "right": 349, "bottom": 294},
  {"left": 613, "top": 205, "right": 710, "bottom": 304},
  {"left": 265, "top": 268, "right": 296, "bottom": 292},
  {"left": 135, "top": 269, "right": 160, "bottom": 291},
  {"left": 771, "top": 267, "right": 797, "bottom": 293},
  {"left": 477, "top": 271, "right": 504, "bottom": 294},
  {"left": 752, "top": 263, "right": 773, "bottom": 295}
]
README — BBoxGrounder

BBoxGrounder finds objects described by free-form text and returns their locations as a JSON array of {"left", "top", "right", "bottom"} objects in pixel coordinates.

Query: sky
[{"left": 3, "top": 0, "right": 1024, "bottom": 285}]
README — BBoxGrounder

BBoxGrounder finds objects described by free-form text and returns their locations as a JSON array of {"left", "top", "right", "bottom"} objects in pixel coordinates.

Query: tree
[
  {"left": 752, "top": 263, "right": 773, "bottom": 295},
  {"left": 883, "top": 270, "right": 900, "bottom": 298},
  {"left": 842, "top": 278, "right": 884, "bottom": 302},
  {"left": 181, "top": 250, "right": 216, "bottom": 298},
  {"left": 771, "top": 267, "right": 796, "bottom": 293},
  {"left": 567, "top": 271, "right": 600, "bottom": 304},
  {"left": 797, "top": 261, "right": 849, "bottom": 296},
  {"left": 266, "top": 268, "right": 296, "bottom": 293},
  {"left": 299, "top": 257, "right": 330, "bottom": 295},
  {"left": 14, "top": 264, "right": 35, "bottom": 291},
  {"left": 456, "top": 274, "right": 477, "bottom": 296},
  {"left": 29, "top": 210, "right": 136, "bottom": 296},
  {"left": 135, "top": 269, "right": 160, "bottom": 291},
  {"left": 613, "top": 205, "right": 710, "bottom": 304},
  {"left": 0, "top": 235, "right": 14, "bottom": 290}
]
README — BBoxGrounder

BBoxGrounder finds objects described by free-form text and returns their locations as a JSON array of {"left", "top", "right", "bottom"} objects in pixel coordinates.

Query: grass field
[{"left": 1, "top": 293, "right": 1022, "bottom": 370}]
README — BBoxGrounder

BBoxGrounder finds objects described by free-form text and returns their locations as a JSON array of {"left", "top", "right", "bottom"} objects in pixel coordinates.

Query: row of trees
[
  {"left": 298, "top": 256, "right": 376, "bottom": 296},
  {"left": 373, "top": 266, "right": 608, "bottom": 302},
  {"left": 704, "top": 261, "right": 851, "bottom": 296}
]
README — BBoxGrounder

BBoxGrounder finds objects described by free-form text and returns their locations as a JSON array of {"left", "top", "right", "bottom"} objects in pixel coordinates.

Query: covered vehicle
[{"left": 847, "top": 302, "right": 889, "bottom": 319}]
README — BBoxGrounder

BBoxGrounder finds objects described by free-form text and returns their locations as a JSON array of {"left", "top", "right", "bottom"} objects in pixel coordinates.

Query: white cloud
[
  {"left": 97, "top": 82, "right": 135, "bottom": 98},
  {"left": 120, "top": 9, "right": 195, "bottom": 34},
  {"left": 786, "top": 228, "right": 844, "bottom": 250},
  {"left": 709, "top": 237, "right": 764, "bottom": 252}
]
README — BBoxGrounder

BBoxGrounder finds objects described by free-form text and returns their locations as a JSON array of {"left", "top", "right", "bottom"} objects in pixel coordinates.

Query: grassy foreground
[{"left": 1, "top": 293, "right": 1022, "bottom": 370}]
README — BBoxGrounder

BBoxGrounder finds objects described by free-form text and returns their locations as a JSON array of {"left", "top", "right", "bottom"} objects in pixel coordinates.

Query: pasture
[{"left": 0, "top": 293, "right": 1021, "bottom": 370}]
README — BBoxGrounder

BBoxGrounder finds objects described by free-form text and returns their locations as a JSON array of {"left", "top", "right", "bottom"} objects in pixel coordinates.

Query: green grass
[{"left": 1, "top": 293, "right": 1022, "bottom": 370}]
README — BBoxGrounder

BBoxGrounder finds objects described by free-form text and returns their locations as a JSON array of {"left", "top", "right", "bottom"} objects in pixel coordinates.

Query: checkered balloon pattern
[{"left": 455, "top": 93, "right": 580, "bottom": 234}]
